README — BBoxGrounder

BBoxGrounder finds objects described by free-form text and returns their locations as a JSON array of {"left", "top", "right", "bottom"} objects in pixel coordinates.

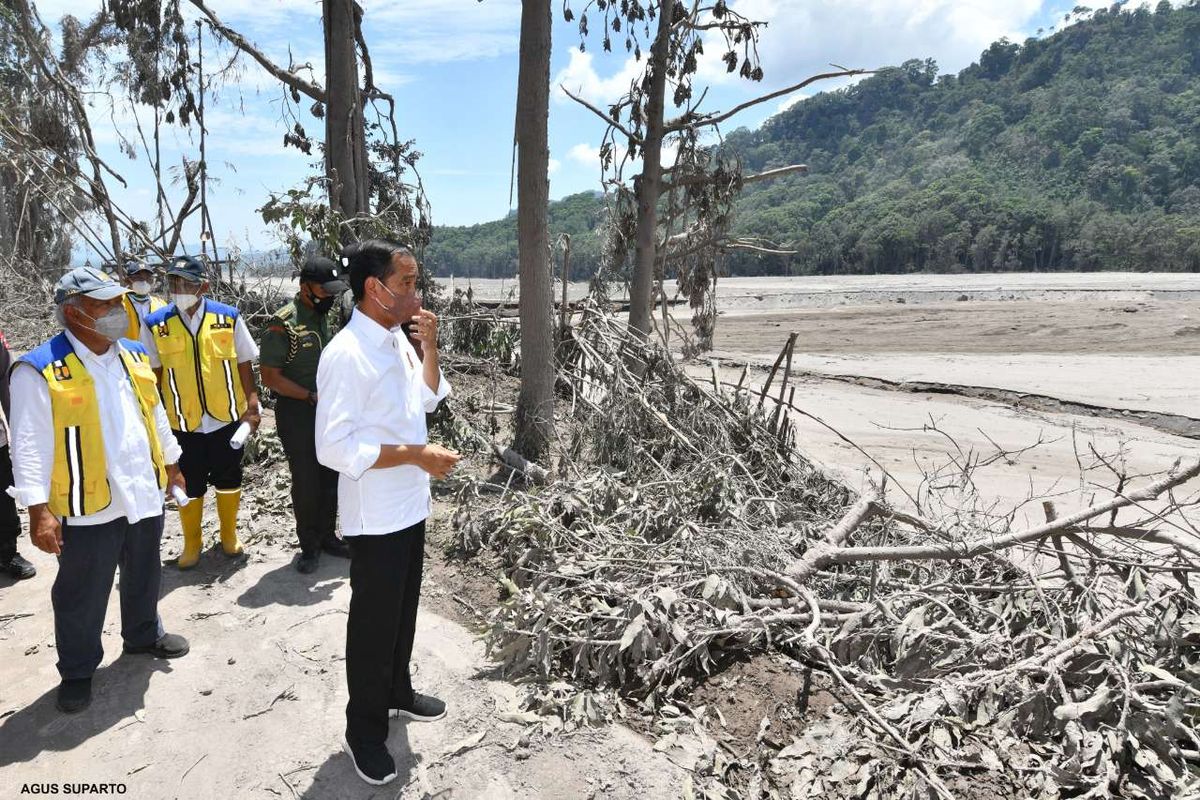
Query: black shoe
[
  {"left": 0, "top": 552, "right": 36, "bottom": 580},
  {"left": 389, "top": 692, "right": 446, "bottom": 722},
  {"left": 321, "top": 538, "right": 351, "bottom": 559},
  {"left": 342, "top": 734, "right": 397, "bottom": 785},
  {"left": 123, "top": 632, "right": 190, "bottom": 658},
  {"left": 296, "top": 551, "right": 320, "bottom": 574},
  {"left": 56, "top": 678, "right": 92, "bottom": 714}
]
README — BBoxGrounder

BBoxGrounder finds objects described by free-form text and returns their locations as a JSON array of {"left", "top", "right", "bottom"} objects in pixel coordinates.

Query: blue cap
[
  {"left": 54, "top": 267, "right": 128, "bottom": 305},
  {"left": 165, "top": 255, "right": 206, "bottom": 282},
  {"left": 124, "top": 257, "right": 156, "bottom": 276}
]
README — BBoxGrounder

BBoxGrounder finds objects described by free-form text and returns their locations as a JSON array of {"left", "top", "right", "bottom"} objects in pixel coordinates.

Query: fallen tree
[{"left": 451, "top": 304, "right": 1200, "bottom": 799}]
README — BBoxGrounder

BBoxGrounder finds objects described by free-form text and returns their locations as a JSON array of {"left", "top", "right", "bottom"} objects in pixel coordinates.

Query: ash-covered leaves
[{"left": 449, "top": 308, "right": 1200, "bottom": 798}]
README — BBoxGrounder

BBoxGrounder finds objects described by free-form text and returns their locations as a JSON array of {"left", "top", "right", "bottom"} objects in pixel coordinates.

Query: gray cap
[{"left": 54, "top": 267, "right": 128, "bottom": 305}]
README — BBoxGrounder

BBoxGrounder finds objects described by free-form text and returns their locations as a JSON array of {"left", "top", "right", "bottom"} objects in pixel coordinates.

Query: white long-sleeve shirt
[
  {"left": 8, "top": 330, "right": 182, "bottom": 526},
  {"left": 139, "top": 297, "right": 259, "bottom": 434},
  {"left": 315, "top": 308, "right": 450, "bottom": 536}
]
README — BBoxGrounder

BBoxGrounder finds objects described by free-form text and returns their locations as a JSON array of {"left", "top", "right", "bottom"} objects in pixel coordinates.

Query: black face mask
[{"left": 307, "top": 287, "right": 335, "bottom": 314}]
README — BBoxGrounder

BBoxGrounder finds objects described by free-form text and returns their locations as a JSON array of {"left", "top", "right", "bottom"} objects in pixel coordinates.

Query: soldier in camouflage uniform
[{"left": 260, "top": 255, "right": 350, "bottom": 573}]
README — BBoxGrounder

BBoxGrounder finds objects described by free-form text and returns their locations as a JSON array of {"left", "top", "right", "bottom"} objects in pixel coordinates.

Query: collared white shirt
[
  {"left": 128, "top": 294, "right": 156, "bottom": 329},
  {"left": 315, "top": 308, "right": 450, "bottom": 536},
  {"left": 139, "top": 297, "right": 259, "bottom": 434},
  {"left": 8, "top": 330, "right": 183, "bottom": 526}
]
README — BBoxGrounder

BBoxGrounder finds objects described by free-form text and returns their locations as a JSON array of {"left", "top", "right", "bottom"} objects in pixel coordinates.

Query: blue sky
[{"left": 29, "top": 0, "right": 1127, "bottom": 256}]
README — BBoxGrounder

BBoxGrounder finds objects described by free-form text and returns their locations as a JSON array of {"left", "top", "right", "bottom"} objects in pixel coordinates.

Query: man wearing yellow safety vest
[
  {"left": 140, "top": 255, "right": 261, "bottom": 569},
  {"left": 9, "top": 267, "right": 191, "bottom": 714},
  {"left": 119, "top": 257, "right": 167, "bottom": 341}
]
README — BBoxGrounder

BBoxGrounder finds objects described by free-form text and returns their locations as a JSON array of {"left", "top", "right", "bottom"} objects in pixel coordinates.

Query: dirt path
[{"left": 0, "top": 513, "right": 682, "bottom": 799}]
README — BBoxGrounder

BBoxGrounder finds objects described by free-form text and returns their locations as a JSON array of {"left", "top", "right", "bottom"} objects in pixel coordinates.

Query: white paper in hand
[
  {"left": 171, "top": 485, "right": 192, "bottom": 507},
  {"left": 229, "top": 421, "right": 252, "bottom": 450}
]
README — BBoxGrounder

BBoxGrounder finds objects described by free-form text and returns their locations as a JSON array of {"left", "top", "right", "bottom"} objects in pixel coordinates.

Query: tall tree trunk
[
  {"left": 627, "top": 4, "right": 674, "bottom": 341},
  {"left": 322, "top": 0, "right": 369, "bottom": 217},
  {"left": 513, "top": 0, "right": 555, "bottom": 461}
]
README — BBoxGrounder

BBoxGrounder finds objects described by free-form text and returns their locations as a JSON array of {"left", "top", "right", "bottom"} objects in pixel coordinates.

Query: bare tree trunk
[
  {"left": 627, "top": 5, "right": 673, "bottom": 341},
  {"left": 322, "top": 0, "right": 369, "bottom": 217},
  {"left": 513, "top": 0, "right": 555, "bottom": 461}
]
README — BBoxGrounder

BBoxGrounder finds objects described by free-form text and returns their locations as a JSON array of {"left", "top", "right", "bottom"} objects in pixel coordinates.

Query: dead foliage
[{"left": 449, "top": 302, "right": 1200, "bottom": 800}]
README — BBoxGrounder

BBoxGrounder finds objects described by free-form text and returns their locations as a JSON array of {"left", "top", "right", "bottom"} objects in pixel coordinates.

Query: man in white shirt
[
  {"left": 141, "top": 255, "right": 261, "bottom": 568},
  {"left": 0, "top": 330, "right": 36, "bottom": 580},
  {"left": 315, "top": 240, "right": 460, "bottom": 786},
  {"left": 9, "top": 267, "right": 190, "bottom": 714}
]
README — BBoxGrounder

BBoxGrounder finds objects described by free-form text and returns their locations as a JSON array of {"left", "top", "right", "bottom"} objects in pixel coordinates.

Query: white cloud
[
  {"left": 553, "top": 49, "right": 644, "bottom": 105},
  {"left": 564, "top": 139, "right": 679, "bottom": 173},
  {"left": 567, "top": 143, "right": 601, "bottom": 166},
  {"left": 696, "top": 0, "right": 1046, "bottom": 89},
  {"left": 548, "top": 158, "right": 561, "bottom": 174}
]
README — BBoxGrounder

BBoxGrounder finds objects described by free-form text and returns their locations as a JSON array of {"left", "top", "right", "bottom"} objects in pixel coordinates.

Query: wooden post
[
  {"left": 758, "top": 332, "right": 798, "bottom": 412},
  {"left": 771, "top": 335, "right": 797, "bottom": 431}
]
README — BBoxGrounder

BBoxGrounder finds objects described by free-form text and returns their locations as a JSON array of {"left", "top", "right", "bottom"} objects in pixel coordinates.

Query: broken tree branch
[{"left": 188, "top": 0, "right": 326, "bottom": 103}]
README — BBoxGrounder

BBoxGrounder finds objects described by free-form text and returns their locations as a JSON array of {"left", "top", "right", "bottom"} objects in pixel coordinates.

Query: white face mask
[
  {"left": 131, "top": 280, "right": 153, "bottom": 295},
  {"left": 76, "top": 306, "right": 128, "bottom": 342},
  {"left": 172, "top": 292, "right": 200, "bottom": 313}
]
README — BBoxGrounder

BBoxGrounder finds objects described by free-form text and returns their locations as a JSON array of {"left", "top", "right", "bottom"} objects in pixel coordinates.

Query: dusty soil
[
  {"left": 713, "top": 298, "right": 1200, "bottom": 356},
  {"left": 688, "top": 654, "right": 839, "bottom": 750},
  {"left": 441, "top": 272, "right": 1200, "bottom": 308},
  {"left": 0, "top": 512, "right": 684, "bottom": 799},
  {"left": 697, "top": 366, "right": 1200, "bottom": 525}
]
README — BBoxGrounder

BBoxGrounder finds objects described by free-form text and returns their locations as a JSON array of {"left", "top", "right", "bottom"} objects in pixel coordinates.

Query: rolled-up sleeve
[
  {"left": 421, "top": 369, "right": 451, "bottom": 413},
  {"left": 8, "top": 364, "right": 53, "bottom": 507},
  {"left": 233, "top": 316, "right": 259, "bottom": 363},
  {"left": 315, "top": 347, "right": 379, "bottom": 481}
]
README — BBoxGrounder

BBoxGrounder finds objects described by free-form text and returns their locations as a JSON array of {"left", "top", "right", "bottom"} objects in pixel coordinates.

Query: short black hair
[{"left": 344, "top": 239, "right": 414, "bottom": 302}]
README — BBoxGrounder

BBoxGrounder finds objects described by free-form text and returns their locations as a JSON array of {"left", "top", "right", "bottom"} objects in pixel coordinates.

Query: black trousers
[
  {"left": 275, "top": 398, "right": 338, "bottom": 555},
  {"left": 345, "top": 521, "right": 426, "bottom": 746},
  {"left": 176, "top": 421, "right": 244, "bottom": 498},
  {"left": 0, "top": 445, "right": 20, "bottom": 560},
  {"left": 53, "top": 515, "right": 165, "bottom": 679}
]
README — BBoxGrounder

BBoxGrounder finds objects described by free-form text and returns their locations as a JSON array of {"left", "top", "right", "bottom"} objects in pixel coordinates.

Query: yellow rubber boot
[
  {"left": 177, "top": 498, "right": 204, "bottom": 570},
  {"left": 216, "top": 488, "right": 244, "bottom": 557}
]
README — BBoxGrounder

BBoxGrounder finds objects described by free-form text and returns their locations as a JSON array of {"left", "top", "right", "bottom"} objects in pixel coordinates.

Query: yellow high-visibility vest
[
  {"left": 121, "top": 293, "right": 167, "bottom": 340},
  {"left": 144, "top": 300, "right": 246, "bottom": 432},
  {"left": 18, "top": 334, "right": 167, "bottom": 518}
]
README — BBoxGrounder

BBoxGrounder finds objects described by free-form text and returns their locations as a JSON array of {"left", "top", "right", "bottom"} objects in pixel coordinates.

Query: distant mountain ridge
[{"left": 424, "top": 2, "right": 1200, "bottom": 278}]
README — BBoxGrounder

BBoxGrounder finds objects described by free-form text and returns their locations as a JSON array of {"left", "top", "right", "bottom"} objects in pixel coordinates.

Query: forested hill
[{"left": 425, "top": 2, "right": 1200, "bottom": 279}]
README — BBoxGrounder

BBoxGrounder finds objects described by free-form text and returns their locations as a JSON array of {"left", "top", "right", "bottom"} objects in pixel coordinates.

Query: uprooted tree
[{"left": 560, "top": 0, "right": 867, "bottom": 350}]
